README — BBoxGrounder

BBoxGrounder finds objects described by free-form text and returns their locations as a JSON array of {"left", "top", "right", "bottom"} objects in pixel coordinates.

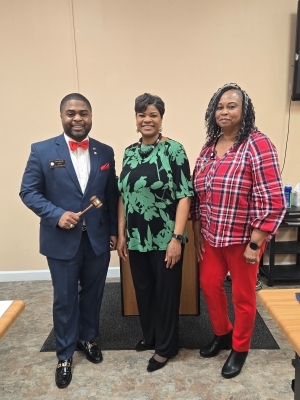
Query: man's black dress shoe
[
  {"left": 77, "top": 341, "right": 103, "bottom": 364},
  {"left": 135, "top": 339, "right": 155, "bottom": 352},
  {"left": 200, "top": 331, "right": 232, "bottom": 358},
  {"left": 55, "top": 358, "right": 72, "bottom": 389},
  {"left": 221, "top": 349, "right": 248, "bottom": 379},
  {"left": 147, "top": 356, "right": 168, "bottom": 372}
]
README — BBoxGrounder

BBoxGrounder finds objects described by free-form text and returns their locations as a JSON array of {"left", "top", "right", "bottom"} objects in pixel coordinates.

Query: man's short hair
[{"left": 60, "top": 93, "right": 92, "bottom": 112}]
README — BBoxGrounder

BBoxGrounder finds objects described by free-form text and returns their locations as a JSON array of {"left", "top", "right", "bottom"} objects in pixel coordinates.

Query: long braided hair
[{"left": 204, "top": 83, "right": 257, "bottom": 148}]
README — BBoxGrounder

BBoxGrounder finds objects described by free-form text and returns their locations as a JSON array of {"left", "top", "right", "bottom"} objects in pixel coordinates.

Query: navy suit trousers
[{"left": 47, "top": 231, "right": 110, "bottom": 360}]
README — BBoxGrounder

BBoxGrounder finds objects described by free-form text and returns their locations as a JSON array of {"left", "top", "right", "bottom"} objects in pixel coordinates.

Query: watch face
[
  {"left": 249, "top": 242, "right": 259, "bottom": 250},
  {"left": 172, "top": 234, "right": 183, "bottom": 242}
]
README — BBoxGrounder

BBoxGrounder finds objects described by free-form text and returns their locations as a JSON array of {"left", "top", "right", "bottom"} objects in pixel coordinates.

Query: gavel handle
[{"left": 78, "top": 204, "right": 94, "bottom": 217}]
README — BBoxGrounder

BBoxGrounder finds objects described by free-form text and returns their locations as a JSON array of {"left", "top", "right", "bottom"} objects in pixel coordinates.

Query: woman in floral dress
[{"left": 117, "top": 93, "right": 194, "bottom": 372}]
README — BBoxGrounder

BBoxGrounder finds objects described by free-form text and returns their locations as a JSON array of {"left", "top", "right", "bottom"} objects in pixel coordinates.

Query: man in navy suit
[{"left": 20, "top": 93, "right": 118, "bottom": 389}]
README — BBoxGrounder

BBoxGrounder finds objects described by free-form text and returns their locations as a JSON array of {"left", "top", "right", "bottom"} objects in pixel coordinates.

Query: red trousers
[{"left": 200, "top": 239, "right": 265, "bottom": 352}]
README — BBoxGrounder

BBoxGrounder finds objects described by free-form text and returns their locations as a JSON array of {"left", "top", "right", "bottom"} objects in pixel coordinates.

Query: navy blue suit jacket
[{"left": 20, "top": 134, "right": 118, "bottom": 260}]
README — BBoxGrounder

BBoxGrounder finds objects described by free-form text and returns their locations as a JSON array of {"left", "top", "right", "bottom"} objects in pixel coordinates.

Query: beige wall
[{"left": 1, "top": 0, "right": 299, "bottom": 272}]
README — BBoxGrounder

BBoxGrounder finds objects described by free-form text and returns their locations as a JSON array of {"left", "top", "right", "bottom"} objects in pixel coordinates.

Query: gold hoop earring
[
  {"left": 136, "top": 129, "right": 140, "bottom": 133},
  {"left": 159, "top": 126, "right": 163, "bottom": 133}
]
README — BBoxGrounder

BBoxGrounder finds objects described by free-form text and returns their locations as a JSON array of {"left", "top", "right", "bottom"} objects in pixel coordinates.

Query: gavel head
[{"left": 90, "top": 195, "right": 102, "bottom": 209}]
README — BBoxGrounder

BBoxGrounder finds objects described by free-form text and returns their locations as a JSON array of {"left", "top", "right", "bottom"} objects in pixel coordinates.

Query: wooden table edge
[{"left": 0, "top": 300, "right": 25, "bottom": 340}]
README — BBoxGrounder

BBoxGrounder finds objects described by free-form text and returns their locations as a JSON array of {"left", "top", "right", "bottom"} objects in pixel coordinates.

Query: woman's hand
[
  {"left": 117, "top": 197, "right": 128, "bottom": 260},
  {"left": 117, "top": 236, "right": 128, "bottom": 261},
  {"left": 243, "top": 244, "right": 260, "bottom": 264},
  {"left": 165, "top": 239, "right": 182, "bottom": 268},
  {"left": 193, "top": 220, "right": 205, "bottom": 261},
  {"left": 243, "top": 229, "right": 267, "bottom": 264},
  {"left": 194, "top": 230, "right": 205, "bottom": 261}
]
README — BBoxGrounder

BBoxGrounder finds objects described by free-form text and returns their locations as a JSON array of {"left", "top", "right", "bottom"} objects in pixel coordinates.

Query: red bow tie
[{"left": 69, "top": 140, "right": 89, "bottom": 151}]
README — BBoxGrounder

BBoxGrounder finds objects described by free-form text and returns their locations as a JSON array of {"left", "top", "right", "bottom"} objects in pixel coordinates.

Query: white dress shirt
[{"left": 64, "top": 133, "right": 90, "bottom": 193}]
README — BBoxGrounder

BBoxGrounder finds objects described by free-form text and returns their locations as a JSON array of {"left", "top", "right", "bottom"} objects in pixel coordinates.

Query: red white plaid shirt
[{"left": 190, "top": 131, "right": 286, "bottom": 247}]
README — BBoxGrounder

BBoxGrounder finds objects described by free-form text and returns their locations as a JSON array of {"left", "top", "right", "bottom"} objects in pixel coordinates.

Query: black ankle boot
[
  {"left": 200, "top": 331, "right": 232, "bottom": 358},
  {"left": 221, "top": 349, "right": 248, "bottom": 379}
]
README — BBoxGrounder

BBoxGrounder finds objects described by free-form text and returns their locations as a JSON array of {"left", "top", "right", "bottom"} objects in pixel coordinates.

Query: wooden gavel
[{"left": 79, "top": 196, "right": 103, "bottom": 217}]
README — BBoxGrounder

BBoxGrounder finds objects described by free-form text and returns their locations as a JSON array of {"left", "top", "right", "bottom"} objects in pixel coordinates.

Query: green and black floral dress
[{"left": 118, "top": 139, "right": 194, "bottom": 252}]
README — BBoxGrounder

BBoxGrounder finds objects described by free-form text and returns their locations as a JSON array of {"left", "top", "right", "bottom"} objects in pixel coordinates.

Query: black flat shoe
[
  {"left": 77, "top": 341, "right": 103, "bottom": 364},
  {"left": 221, "top": 349, "right": 248, "bottom": 379},
  {"left": 135, "top": 339, "right": 155, "bottom": 352},
  {"left": 147, "top": 356, "right": 168, "bottom": 372},
  {"left": 200, "top": 331, "right": 232, "bottom": 358},
  {"left": 55, "top": 358, "right": 72, "bottom": 389}
]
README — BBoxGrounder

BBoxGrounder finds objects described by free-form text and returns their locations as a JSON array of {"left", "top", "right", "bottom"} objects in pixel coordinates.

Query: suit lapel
[{"left": 55, "top": 134, "right": 82, "bottom": 193}]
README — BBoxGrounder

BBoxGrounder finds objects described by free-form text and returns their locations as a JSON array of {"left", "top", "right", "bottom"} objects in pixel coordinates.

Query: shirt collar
[{"left": 63, "top": 133, "right": 89, "bottom": 145}]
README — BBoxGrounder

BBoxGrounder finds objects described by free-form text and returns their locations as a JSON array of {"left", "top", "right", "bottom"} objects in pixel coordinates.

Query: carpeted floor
[{"left": 41, "top": 281, "right": 279, "bottom": 352}]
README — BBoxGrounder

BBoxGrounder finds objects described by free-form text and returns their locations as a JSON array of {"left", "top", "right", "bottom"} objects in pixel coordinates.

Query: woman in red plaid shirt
[{"left": 190, "top": 83, "right": 286, "bottom": 379}]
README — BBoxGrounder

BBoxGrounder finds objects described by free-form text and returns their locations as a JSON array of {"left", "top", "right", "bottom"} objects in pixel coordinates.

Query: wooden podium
[{"left": 120, "top": 221, "right": 199, "bottom": 316}]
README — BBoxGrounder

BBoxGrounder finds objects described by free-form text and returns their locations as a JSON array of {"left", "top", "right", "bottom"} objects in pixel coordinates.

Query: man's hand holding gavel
[
  {"left": 58, "top": 211, "right": 81, "bottom": 230},
  {"left": 58, "top": 196, "right": 102, "bottom": 230}
]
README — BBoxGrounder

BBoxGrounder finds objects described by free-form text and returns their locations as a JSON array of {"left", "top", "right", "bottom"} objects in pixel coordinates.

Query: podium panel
[{"left": 120, "top": 221, "right": 199, "bottom": 315}]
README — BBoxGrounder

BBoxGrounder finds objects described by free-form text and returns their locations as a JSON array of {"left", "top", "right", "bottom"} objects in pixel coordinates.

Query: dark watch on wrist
[
  {"left": 172, "top": 233, "right": 184, "bottom": 242},
  {"left": 249, "top": 241, "right": 261, "bottom": 250}
]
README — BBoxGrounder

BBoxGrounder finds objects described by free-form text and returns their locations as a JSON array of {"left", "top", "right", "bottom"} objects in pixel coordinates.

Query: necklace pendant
[{"left": 137, "top": 132, "right": 162, "bottom": 157}]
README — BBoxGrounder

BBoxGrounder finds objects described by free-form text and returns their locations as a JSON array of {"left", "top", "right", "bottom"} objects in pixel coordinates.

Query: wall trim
[
  {"left": 0, "top": 267, "right": 120, "bottom": 282},
  {"left": 0, "top": 262, "right": 292, "bottom": 282}
]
